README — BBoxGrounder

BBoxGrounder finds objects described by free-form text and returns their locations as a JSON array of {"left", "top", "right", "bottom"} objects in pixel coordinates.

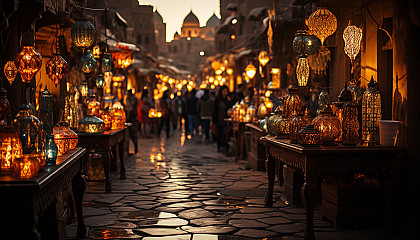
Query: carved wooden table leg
[
  {"left": 265, "top": 144, "right": 276, "bottom": 207},
  {"left": 301, "top": 177, "right": 318, "bottom": 240},
  {"left": 72, "top": 172, "right": 86, "bottom": 238},
  {"left": 103, "top": 150, "right": 112, "bottom": 192},
  {"left": 118, "top": 140, "right": 126, "bottom": 179}
]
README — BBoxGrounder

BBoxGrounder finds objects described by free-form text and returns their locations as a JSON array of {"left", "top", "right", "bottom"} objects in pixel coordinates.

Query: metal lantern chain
[
  {"left": 296, "top": 57, "right": 310, "bottom": 87},
  {"left": 307, "top": 7, "right": 337, "bottom": 45},
  {"left": 343, "top": 23, "right": 363, "bottom": 62},
  {"left": 362, "top": 77, "right": 382, "bottom": 145}
]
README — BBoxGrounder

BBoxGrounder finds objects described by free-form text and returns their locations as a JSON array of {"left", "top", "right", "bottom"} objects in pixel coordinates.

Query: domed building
[{"left": 181, "top": 11, "right": 201, "bottom": 38}]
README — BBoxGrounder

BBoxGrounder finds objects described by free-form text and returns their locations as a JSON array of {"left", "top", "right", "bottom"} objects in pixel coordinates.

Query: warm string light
[
  {"left": 307, "top": 7, "right": 337, "bottom": 45},
  {"left": 343, "top": 23, "right": 363, "bottom": 61},
  {"left": 296, "top": 57, "right": 310, "bottom": 87}
]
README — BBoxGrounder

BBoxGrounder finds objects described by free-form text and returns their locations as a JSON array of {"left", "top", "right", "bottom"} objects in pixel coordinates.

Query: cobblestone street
[{"left": 67, "top": 130, "right": 415, "bottom": 240}]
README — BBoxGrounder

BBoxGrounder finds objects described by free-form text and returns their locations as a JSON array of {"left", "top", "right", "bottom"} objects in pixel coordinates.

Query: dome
[
  {"left": 154, "top": 10, "right": 163, "bottom": 22},
  {"left": 183, "top": 10, "right": 200, "bottom": 27},
  {"left": 206, "top": 13, "right": 220, "bottom": 27}
]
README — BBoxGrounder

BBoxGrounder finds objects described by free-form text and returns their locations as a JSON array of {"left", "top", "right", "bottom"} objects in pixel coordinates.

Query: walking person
[
  {"left": 158, "top": 90, "right": 171, "bottom": 138},
  {"left": 197, "top": 89, "right": 214, "bottom": 143},
  {"left": 126, "top": 90, "right": 139, "bottom": 155},
  {"left": 213, "top": 86, "right": 229, "bottom": 152},
  {"left": 138, "top": 88, "right": 153, "bottom": 138},
  {"left": 187, "top": 89, "right": 199, "bottom": 137}
]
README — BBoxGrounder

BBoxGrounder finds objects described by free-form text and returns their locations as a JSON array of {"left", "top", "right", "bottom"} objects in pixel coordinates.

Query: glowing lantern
[
  {"left": 80, "top": 82, "right": 88, "bottom": 98},
  {"left": 14, "top": 103, "right": 42, "bottom": 154},
  {"left": 0, "top": 126, "right": 22, "bottom": 174},
  {"left": 343, "top": 23, "right": 363, "bottom": 61},
  {"left": 45, "top": 135, "right": 58, "bottom": 165},
  {"left": 318, "top": 89, "right": 331, "bottom": 115},
  {"left": 100, "top": 108, "right": 112, "bottom": 130},
  {"left": 53, "top": 124, "right": 69, "bottom": 156},
  {"left": 4, "top": 61, "right": 18, "bottom": 85},
  {"left": 290, "top": 112, "right": 309, "bottom": 143},
  {"left": 298, "top": 124, "right": 321, "bottom": 146},
  {"left": 71, "top": 19, "right": 96, "bottom": 49},
  {"left": 312, "top": 106, "right": 341, "bottom": 145},
  {"left": 96, "top": 74, "right": 105, "bottom": 88},
  {"left": 15, "top": 46, "right": 42, "bottom": 83},
  {"left": 296, "top": 57, "right": 310, "bottom": 87},
  {"left": 92, "top": 45, "right": 101, "bottom": 58},
  {"left": 274, "top": 109, "right": 291, "bottom": 138},
  {"left": 111, "top": 101, "right": 126, "bottom": 129},
  {"left": 258, "top": 50, "right": 270, "bottom": 67},
  {"left": 46, "top": 50, "right": 68, "bottom": 86},
  {"left": 307, "top": 7, "right": 337, "bottom": 45},
  {"left": 80, "top": 50, "right": 96, "bottom": 73},
  {"left": 12, "top": 155, "right": 40, "bottom": 178},
  {"left": 112, "top": 50, "right": 133, "bottom": 69},
  {"left": 79, "top": 116, "right": 105, "bottom": 133},
  {"left": 226, "top": 68, "right": 233, "bottom": 75},
  {"left": 58, "top": 122, "right": 78, "bottom": 150},
  {"left": 246, "top": 105, "right": 256, "bottom": 122},
  {"left": 362, "top": 77, "right": 381, "bottom": 145},
  {"left": 245, "top": 63, "right": 257, "bottom": 79},
  {"left": 341, "top": 102, "right": 359, "bottom": 145},
  {"left": 38, "top": 85, "right": 54, "bottom": 135},
  {"left": 102, "top": 53, "right": 112, "bottom": 73},
  {"left": 258, "top": 100, "right": 268, "bottom": 119},
  {"left": 293, "top": 30, "right": 321, "bottom": 56},
  {"left": 283, "top": 88, "right": 301, "bottom": 118},
  {"left": 87, "top": 96, "right": 101, "bottom": 117},
  {"left": 104, "top": 72, "right": 113, "bottom": 94}
]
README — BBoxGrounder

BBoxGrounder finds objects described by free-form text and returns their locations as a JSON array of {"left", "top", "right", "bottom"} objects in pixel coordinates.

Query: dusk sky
[{"left": 139, "top": 0, "right": 220, "bottom": 42}]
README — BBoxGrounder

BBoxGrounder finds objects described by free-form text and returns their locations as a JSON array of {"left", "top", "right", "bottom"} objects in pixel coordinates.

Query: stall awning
[{"left": 115, "top": 11, "right": 128, "bottom": 27}]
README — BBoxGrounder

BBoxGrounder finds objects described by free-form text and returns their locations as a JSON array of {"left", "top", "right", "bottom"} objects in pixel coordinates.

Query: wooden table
[
  {"left": 246, "top": 123, "right": 266, "bottom": 170},
  {"left": 77, "top": 127, "right": 128, "bottom": 192},
  {"left": 0, "top": 148, "right": 87, "bottom": 240},
  {"left": 262, "top": 136, "right": 405, "bottom": 240},
  {"left": 225, "top": 119, "right": 248, "bottom": 159}
]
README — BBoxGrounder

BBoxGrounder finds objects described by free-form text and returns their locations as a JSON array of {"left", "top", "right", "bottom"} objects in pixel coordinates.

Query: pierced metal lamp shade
[
  {"left": 307, "top": 7, "right": 337, "bottom": 45},
  {"left": 293, "top": 30, "right": 321, "bottom": 56},
  {"left": 38, "top": 85, "right": 54, "bottom": 136},
  {"left": 4, "top": 61, "right": 18, "bottom": 85},
  {"left": 362, "top": 77, "right": 381, "bottom": 145},
  {"left": 296, "top": 57, "right": 310, "bottom": 87},
  {"left": 71, "top": 19, "right": 96, "bottom": 49},
  {"left": 343, "top": 23, "right": 363, "bottom": 61},
  {"left": 15, "top": 46, "right": 42, "bottom": 83},
  {"left": 342, "top": 103, "right": 359, "bottom": 145},
  {"left": 283, "top": 88, "right": 301, "bottom": 118},
  {"left": 46, "top": 54, "right": 68, "bottom": 86},
  {"left": 312, "top": 106, "right": 341, "bottom": 145}
]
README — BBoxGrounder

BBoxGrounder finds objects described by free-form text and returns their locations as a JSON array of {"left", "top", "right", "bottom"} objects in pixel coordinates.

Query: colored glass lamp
[
  {"left": 245, "top": 63, "right": 257, "bottom": 79},
  {"left": 111, "top": 102, "right": 126, "bottom": 130},
  {"left": 4, "top": 61, "right": 18, "bottom": 85},
  {"left": 102, "top": 53, "right": 112, "bottom": 73},
  {"left": 307, "top": 7, "right": 337, "bottom": 45},
  {"left": 53, "top": 124, "right": 69, "bottom": 156},
  {"left": 92, "top": 45, "right": 101, "bottom": 58},
  {"left": 0, "top": 125, "right": 23, "bottom": 174},
  {"left": 78, "top": 116, "right": 105, "bottom": 133},
  {"left": 46, "top": 44, "right": 68, "bottom": 86},
  {"left": 312, "top": 106, "right": 341, "bottom": 145},
  {"left": 283, "top": 88, "right": 301, "bottom": 118},
  {"left": 258, "top": 50, "right": 270, "bottom": 67},
  {"left": 296, "top": 57, "right": 310, "bottom": 87},
  {"left": 71, "top": 18, "right": 96, "bottom": 49},
  {"left": 45, "top": 134, "right": 58, "bottom": 166},
  {"left": 293, "top": 30, "right": 321, "bottom": 56},
  {"left": 14, "top": 103, "right": 42, "bottom": 154},
  {"left": 80, "top": 50, "right": 96, "bottom": 73},
  {"left": 246, "top": 105, "right": 256, "bottom": 122},
  {"left": 15, "top": 46, "right": 42, "bottom": 83},
  {"left": 96, "top": 74, "right": 105, "bottom": 88},
  {"left": 298, "top": 124, "right": 321, "bottom": 146},
  {"left": 87, "top": 96, "right": 101, "bottom": 117},
  {"left": 362, "top": 77, "right": 381, "bottom": 145}
]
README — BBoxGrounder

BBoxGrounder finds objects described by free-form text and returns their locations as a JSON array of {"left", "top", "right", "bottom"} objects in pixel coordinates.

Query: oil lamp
[
  {"left": 362, "top": 77, "right": 381, "bottom": 145},
  {"left": 4, "top": 61, "right": 18, "bottom": 85},
  {"left": 0, "top": 125, "right": 22, "bottom": 174},
  {"left": 92, "top": 45, "right": 101, "bottom": 58},
  {"left": 307, "top": 7, "right": 337, "bottom": 45}
]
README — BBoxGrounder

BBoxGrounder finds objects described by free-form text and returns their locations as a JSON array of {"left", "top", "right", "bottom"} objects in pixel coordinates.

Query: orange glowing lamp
[
  {"left": 0, "top": 126, "right": 23, "bottom": 174},
  {"left": 12, "top": 155, "right": 40, "bottom": 178},
  {"left": 53, "top": 125, "right": 69, "bottom": 156},
  {"left": 15, "top": 46, "right": 42, "bottom": 83}
]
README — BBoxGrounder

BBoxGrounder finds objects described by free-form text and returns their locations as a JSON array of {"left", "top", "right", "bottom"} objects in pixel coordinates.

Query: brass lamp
[
  {"left": 15, "top": 46, "right": 42, "bottom": 83},
  {"left": 290, "top": 111, "right": 309, "bottom": 144},
  {"left": 71, "top": 18, "right": 96, "bottom": 49},
  {"left": 274, "top": 109, "right": 291, "bottom": 139},
  {"left": 283, "top": 88, "right": 301, "bottom": 118},
  {"left": 296, "top": 57, "right": 310, "bottom": 87},
  {"left": 341, "top": 102, "right": 359, "bottom": 145},
  {"left": 362, "top": 77, "right": 381, "bottom": 145},
  {"left": 312, "top": 106, "right": 341, "bottom": 145},
  {"left": 307, "top": 7, "right": 337, "bottom": 45}
]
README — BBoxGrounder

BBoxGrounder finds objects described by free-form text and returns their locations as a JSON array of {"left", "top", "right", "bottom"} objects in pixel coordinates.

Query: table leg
[
  {"left": 265, "top": 145, "right": 275, "bottom": 207},
  {"left": 301, "top": 177, "right": 318, "bottom": 240},
  {"left": 103, "top": 151, "right": 112, "bottom": 192},
  {"left": 118, "top": 140, "right": 126, "bottom": 179},
  {"left": 72, "top": 172, "right": 86, "bottom": 238}
]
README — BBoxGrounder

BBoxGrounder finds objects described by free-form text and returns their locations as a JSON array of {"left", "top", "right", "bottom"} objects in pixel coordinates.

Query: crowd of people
[{"left": 124, "top": 84, "right": 255, "bottom": 154}]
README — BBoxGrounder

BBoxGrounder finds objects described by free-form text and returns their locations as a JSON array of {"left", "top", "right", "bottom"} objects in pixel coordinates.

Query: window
[
  {"left": 173, "top": 46, "right": 177, "bottom": 53},
  {"left": 168, "top": 46, "right": 171, "bottom": 53},
  {"left": 137, "top": 35, "right": 142, "bottom": 44},
  {"left": 145, "top": 36, "right": 149, "bottom": 45},
  {"left": 188, "top": 30, "right": 191, "bottom": 36}
]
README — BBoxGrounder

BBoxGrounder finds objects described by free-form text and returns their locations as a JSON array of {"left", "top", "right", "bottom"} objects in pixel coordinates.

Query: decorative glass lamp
[
  {"left": 343, "top": 22, "right": 363, "bottom": 62},
  {"left": 290, "top": 111, "right": 309, "bottom": 143},
  {"left": 293, "top": 30, "right": 321, "bottom": 56},
  {"left": 347, "top": 79, "right": 362, "bottom": 105},
  {"left": 307, "top": 7, "right": 337, "bottom": 45},
  {"left": 245, "top": 63, "right": 257, "bottom": 79},
  {"left": 283, "top": 88, "right": 301, "bottom": 118},
  {"left": 0, "top": 88, "right": 11, "bottom": 123},
  {"left": 258, "top": 50, "right": 270, "bottom": 67},
  {"left": 58, "top": 122, "right": 78, "bottom": 150},
  {"left": 312, "top": 106, "right": 341, "bottom": 145},
  {"left": 0, "top": 125, "right": 22, "bottom": 174},
  {"left": 362, "top": 77, "right": 381, "bottom": 145},
  {"left": 14, "top": 103, "right": 42, "bottom": 154},
  {"left": 80, "top": 50, "right": 96, "bottom": 73},
  {"left": 102, "top": 53, "right": 112, "bottom": 73},
  {"left": 92, "top": 45, "right": 101, "bottom": 58},
  {"left": 12, "top": 155, "right": 40, "bottom": 178},
  {"left": 38, "top": 85, "right": 53, "bottom": 136},
  {"left": 298, "top": 124, "right": 321, "bottom": 146},
  {"left": 111, "top": 101, "right": 126, "bottom": 129},
  {"left": 274, "top": 109, "right": 291, "bottom": 139},
  {"left": 96, "top": 74, "right": 105, "bottom": 88},
  {"left": 266, "top": 113, "right": 278, "bottom": 136},
  {"left": 71, "top": 18, "right": 96, "bottom": 49},
  {"left": 87, "top": 95, "right": 101, "bottom": 117},
  {"left": 45, "top": 135, "right": 58, "bottom": 165},
  {"left": 296, "top": 57, "right": 310, "bottom": 87},
  {"left": 15, "top": 46, "right": 42, "bottom": 83},
  {"left": 46, "top": 46, "right": 68, "bottom": 86},
  {"left": 53, "top": 124, "right": 69, "bottom": 156},
  {"left": 79, "top": 116, "right": 105, "bottom": 133},
  {"left": 317, "top": 89, "right": 331, "bottom": 115},
  {"left": 341, "top": 102, "right": 359, "bottom": 145},
  {"left": 4, "top": 61, "right": 18, "bottom": 85},
  {"left": 100, "top": 108, "right": 112, "bottom": 130}
]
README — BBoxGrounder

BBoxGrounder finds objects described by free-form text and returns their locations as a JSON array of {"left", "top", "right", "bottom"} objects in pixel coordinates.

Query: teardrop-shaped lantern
[
  {"left": 258, "top": 50, "right": 270, "bottom": 67},
  {"left": 245, "top": 63, "right": 257, "bottom": 79},
  {"left": 293, "top": 30, "right": 321, "bottom": 56},
  {"left": 15, "top": 46, "right": 42, "bottom": 83},
  {"left": 343, "top": 23, "right": 363, "bottom": 61},
  {"left": 71, "top": 18, "right": 96, "bottom": 49},
  {"left": 46, "top": 54, "right": 68, "bottom": 86},
  {"left": 80, "top": 50, "right": 96, "bottom": 73},
  {"left": 4, "top": 61, "right": 18, "bottom": 85},
  {"left": 307, "top": 7, "right": 337, "bottom": 45},
  {"left": 296, "top": 57, "right": 310, "bottom": 87}
]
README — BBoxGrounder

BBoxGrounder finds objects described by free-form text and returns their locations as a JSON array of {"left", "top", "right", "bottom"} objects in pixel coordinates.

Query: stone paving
[{"left": 67, "top": 130, "right": 416, "bottom": 240}]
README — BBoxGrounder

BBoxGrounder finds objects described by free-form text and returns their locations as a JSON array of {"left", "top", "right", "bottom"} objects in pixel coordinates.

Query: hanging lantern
[
  {"left": 15, "top": 46, "right": 42, "bottom": 83},
  {"left": 80, "top": 82, "right": 88, "bottom": 98},
  {"left": 13, "top": 103, "right": 43, "bottom": 154},
  {"left": 58, "top": 122, "right": 78, "bottom": 150},
  {"left": 4, "top": 61, "right": 18, "bottom": 85},
  {"left": 71, "top": 18, "right": 96, "bottom": 49},
  {"left": 45, "top": 134, "right": 58, "bottom": 166},
  {"left": 317, "top": 89, "right": 331, "bottom": 115},
  {"left": 362, "top": 77, "right": 381, "bottom": 145},
  {"left": 79, "top": 116, "right": 105, "bottom": 133},
  {"left": 283, "top": 88, "right": 301, "bottom": 118},
  {"left": 296, "top": 57, "right": 310, "bottom": 87},
  {"left": 347, "top": 79, "right": 362, "bottom": 104},
  {"left": 226, "top": 68, "right": 233, "bottom": 75},
  {"left": 92, "top": 45, "right": 101, "bottom": 58},
  {"left": 293, "top": 30, "right": 321, "bottom": 56},
  {"left": 290, "top": 111, "right": 309, "bottom": 144},
  {"left": 0, "top": 88, "right": 11, "bottom": 123},
  {"left": 0, "top": 125, "right": 23, "bottom": 174},
  {"left": 53, "top": 124, "right": 69, "bottom": 156},
  {"left": 312, "top": 106, "right": 341, "bottom": 145},
  {"left": 307, "top": 7, "right": 337, "bottom": 45},
  {"left": 298, "top": 124, "right": 321, "bottom": 146},
  {"left": 258, "top": 50, "right": 270, "bottom": 67},
  {"left": 80, "top": 50, "right": 96, "bottom": 73},
  {"left": 38, "top": 85, "right": 54, "bottom": 136},
  {"left": 96, "top": 74, "right": 105, "bottom": 88},
  {"left": 341, "top": 102, "right": 359, "bottom": 145},
  {"left": 343, "top": 22, "right": 363, "bottom": 61},
  {"left": 245, "top": 63, "right": 257, "bottom": 79},
  {"left": 102, "top": 53, "right": 112, "bottom": 73},
  {"left": 46, "top": 53, "right": 68, "bottom": 86}
]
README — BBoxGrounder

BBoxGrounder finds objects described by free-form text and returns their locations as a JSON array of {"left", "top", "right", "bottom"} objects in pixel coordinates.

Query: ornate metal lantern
[
  {"left": 80, "top": 82, "right": 88, "bottom": 98},
  {"left": 283, "top": 88, "right": 301, "bottom": 118},
  {"left": 53, "top": 124, "right": 69, "bottom": 156},
  {"left": 87, "top": 96, "right": 101, "bottom": 117},
  {"left": 38, "top": 85, "right": 54, "bottom": 136},
  {"left": 258, "top": 50, "right": 270, "bottom": 67},
  {"left": 71, "top": 18, "right": 96, "bottom": 49},
  {"left": 12, "top": 155, "right": 40, "bottom": 178},
  {"left": 347, "top": 79, "right": 362, "bottom": 105},
  {"left": 293, "top": 30, "right": 321, "bottom": 56},
  {"left": 58, "top": 122, "right": 78, "bottom": 151},
  {"left": 100, "top": 108, "right": 112, "bottom": 130},
  {"left": 298, "top": 124, "right": 321, "bottom": 146},
  {"left": 246, "top": 105, "right": 256, "bottom": 122},
  {"left": 0, "top": 88, "right": 11, "bottom": 123},
  {"left": 257, "top": 100, "right": 268, "bottom": 119},
  {"left": 64, "top": 92, "right": 81, "bottom": 128},
  {"left": 341, "top": 102, "right": 359, "bottom": 145},
  {"left": 362, "top": 77, "right": 381, "bottom": 145},
  {"left": 79, "top": 116, "right": 105, "bottom": 133},
  {"left": 290, "top": 111, "right": 309, "bottom": 143},
  {"left": 111, "top": 101, "right": 126, "bottom": 130},
  {"left": 102, "top": 53, "right": 113, "bottom": 73},
  {"left": 317, "top": 89, "right": 331, "bottom": 115},
  {"left": 80, "top": 50, "right": 96, "bottom": 73},
  {"left": 14, "top": 103, "right": 43, "bottom": 154},
  {"left": 46, "top": 51, "right": 68, "bottom": 86},
  {"left": 245, "top": 63, "right": 257, "bottom": 79},
  {"left": 45, "top": 134, "right": 58, "bottom": 165},
  {"left": 4, "top": 61, "right": 18, "bottom": 85},
  {"left": 312, "top": 106, "right": 341, "bottom": 145},
  {"left": 296, "top": 57, "right": 310, "bottom": 87},
  {"left": 0, "top": 125, "right": 22, "bottom": 174},
  {"left": 96, "top": 74, "right": 105, "bottom": 88},
  {"left": 15, "top": 46, "right": 42, "bottom": 83},
  {"left": 274, "top": 109, "right": 291, "bottom": 139},
  {"left": 307, "top": 7, "right": 337, "bottom": 45},
  {"left": 343, "top": 22, "right": 363, "bottom": 61}
]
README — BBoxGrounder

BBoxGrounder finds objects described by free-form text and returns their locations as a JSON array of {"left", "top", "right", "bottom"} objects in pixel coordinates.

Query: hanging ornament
[
  {"left": 80, "top": 50, "right": 96, "bottom": 73},
  {"left": 343, "top": 22, "right": 363, "bottom": 61},
  {"left": 92, "top": 45, "right": 101, "bottom": 58},
  {"left": 71, "top": 18, "right": 96, "bottom": 49},
  {"left": 307, "top": 7, "right": 337, "bottom": 45},
  {"left": 245, "top": 63, "right": 257, "bottom": 79},
  {"left": 15, "top": 46, "right": 42, "bottom": 83},
  {"left": 296, "top": 57, "right": 310, "bottom": 87},
  {"left": 46, "top": 45, "right": 68, "bottom": 86},
  {"left": 293, "top": 30, "right": 321, "bottom": 57},
  {"left": 258, "top": 50, "right": 270, "bottom": 67},
  {"left": 4, "top": 61, "right": 18, "bottom": 85}
]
